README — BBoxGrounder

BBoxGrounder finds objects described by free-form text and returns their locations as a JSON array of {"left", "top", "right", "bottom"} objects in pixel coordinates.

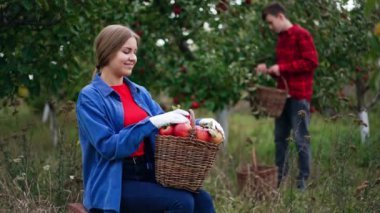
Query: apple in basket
[
  {"left": 159, "top": 125, "right": 174, "bottom": 136},
  {"left": 173, "top": 123, "right": 192, "bottom": 137},
  {"left": 208, "top": 129, "right": 224, "bottom": 144},
  {"left": 195, "top": 125, "right": 211, "bottom": 142}
]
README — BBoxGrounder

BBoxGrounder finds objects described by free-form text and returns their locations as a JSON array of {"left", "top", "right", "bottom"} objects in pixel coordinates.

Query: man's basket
[
  {"left": 155, "top": 110, "right": 222, "bottom": 192},
  {"left": 256, "top": 76, "right": 289, "bottom": 117},
  {"left": 236, "top": 148, "right": 278, "bottom": 199}
]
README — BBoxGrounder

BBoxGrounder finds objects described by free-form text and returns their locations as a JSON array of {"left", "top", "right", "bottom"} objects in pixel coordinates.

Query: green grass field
[{"left": 1, "top": 102, "right": 379, "bottom": 212}]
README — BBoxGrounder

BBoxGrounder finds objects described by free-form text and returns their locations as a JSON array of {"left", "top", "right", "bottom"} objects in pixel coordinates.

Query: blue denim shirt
[{"left": 76, "top": 74, "right": 164, "bottom": 212}]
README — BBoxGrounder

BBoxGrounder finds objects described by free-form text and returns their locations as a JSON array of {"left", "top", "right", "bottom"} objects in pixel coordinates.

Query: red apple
[
  {"left": 195, "top": 126, "right": 211, "bottom": 142},
  {"left": 355, "top": 66, "right": 362, "bottom": 72},
  {"left": 159, "top": 125, "right": 174, "bottom": 135},
  {"left": 173, "top": 96, "right": 180, "bottom": 105},
  {"left": 191, "top": 101, "right": 200, "bottom": 109},
  {"left": 172, "top": 3, "right": 181, "bottom": 15},
  {"left": 136, "top": 30, "right": 144, "bottom": 37},
  {"left": 173, "top": 123, "right": 192, "bottom": 137},
  {"left": 208, "top": 129, "right": 224, "bottom": 144},
  {"left": 216, "top": 0, "right": 228, "bottom": 13}
]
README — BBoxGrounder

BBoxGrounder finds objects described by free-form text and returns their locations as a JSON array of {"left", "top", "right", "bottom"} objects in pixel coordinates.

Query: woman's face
[{"left": 106, "top": 37, "right": 138, "bottom": 77}]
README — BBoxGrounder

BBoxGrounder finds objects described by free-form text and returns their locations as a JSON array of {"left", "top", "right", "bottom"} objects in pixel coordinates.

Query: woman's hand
[{"left": 149, "top": 109, "right": 189, "bottom": 128}]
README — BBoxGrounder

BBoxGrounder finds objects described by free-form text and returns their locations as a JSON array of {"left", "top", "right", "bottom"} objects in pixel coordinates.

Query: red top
[
  {"left": 111, "top": 83, "right": 147, "bottom": 157},
  {"left": 276, "top": 24, "right": 319, "bottom": 102}
]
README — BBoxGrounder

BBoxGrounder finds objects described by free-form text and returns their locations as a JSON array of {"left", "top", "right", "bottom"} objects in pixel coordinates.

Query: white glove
[
  {"left": 149, "top": 109, "right": 190, "bottom": 128},
  {"left": 199, "top": 118, "right": 225, "bottom": 139}
]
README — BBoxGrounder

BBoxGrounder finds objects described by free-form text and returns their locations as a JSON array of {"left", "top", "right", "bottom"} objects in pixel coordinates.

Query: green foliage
[
  {"left": 1, "top": 0, "right": 379, "bottom": 112},
  {"left": 1, "top": 1, "right": 255, "bottom": 112},
  {"left": 130, "top": 1, "right": 263, "bottom": 111},
  {"left": 1, "top": 1, "right": 90, "bottom": 106},
  {"left": 364, "top": 0, "right": 380, "bottom": 15},
  {"left": 364, "top": 0, "right": 380, "bottom": 93}
]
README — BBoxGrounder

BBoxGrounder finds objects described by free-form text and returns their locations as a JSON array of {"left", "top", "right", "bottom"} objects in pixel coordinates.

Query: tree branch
[
  {"left": 1, "top": 16, "right": 61, "bottom": 28},
  {"left": 366, "top": 90, "right": 380, "bottom": 110}
]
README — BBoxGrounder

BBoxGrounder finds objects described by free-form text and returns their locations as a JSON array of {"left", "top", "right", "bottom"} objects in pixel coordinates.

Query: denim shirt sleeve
[
  {"left": 77, "top": 96, "right": 157, "bottom": 161},
  {"left": 139, "top": 86, "right": 165, "bottom": 116}
]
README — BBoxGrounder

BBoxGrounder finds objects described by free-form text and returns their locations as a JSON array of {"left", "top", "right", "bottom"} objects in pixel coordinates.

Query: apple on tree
[
  {"left": 17, "top": 85, "right": 30, "bottom": 98},
  {"left": 191, "top": 101, "right": 200, "bottom": 109}
]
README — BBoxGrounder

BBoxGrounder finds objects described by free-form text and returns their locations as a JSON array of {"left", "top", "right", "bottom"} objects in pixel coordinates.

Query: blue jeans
[
  {"left": 274, "top": 98, "right": 311, "bottom": 186},
  {"left": 120, "top": 156, "right": 215, "bottom": 213}
]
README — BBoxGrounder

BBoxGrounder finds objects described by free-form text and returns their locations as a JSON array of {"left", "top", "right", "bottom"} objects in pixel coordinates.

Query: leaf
[
  {"left": 364, "top": 0, "right": 379, "bottom": 17},
  {"left": 36, "top": 0, "right": 50, "bottom": 10},
  {"left": 21, "top": 0, "right": 33, "bottom": 10}
]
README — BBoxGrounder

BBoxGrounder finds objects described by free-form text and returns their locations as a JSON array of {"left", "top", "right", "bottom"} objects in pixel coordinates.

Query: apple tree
[
  {"left": 0, "top": 1, "right": 259, "bottom": 145},
  {"left": 245, "top": 0, "right": 380, "bottom": 142},
  {"left": 127, "top": 1, "right": 265, "bottom": 143},
  {"left": 2, "top": 0, "right": 379, "bottom": 143},
  {"left": 0, "top": 1, "right": 145, "bottom": 144}
]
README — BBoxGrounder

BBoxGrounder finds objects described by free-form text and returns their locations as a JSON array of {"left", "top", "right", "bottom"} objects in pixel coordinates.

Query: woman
[{"left": 76, "top": 24, "right": 224, "bottom": 213}]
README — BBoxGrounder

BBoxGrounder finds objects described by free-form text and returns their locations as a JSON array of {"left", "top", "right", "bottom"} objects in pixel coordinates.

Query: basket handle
[
  {"left": 188, "top": 109, "right": 197, "bottom": 138},
  {"left": 188, "top": 109, "right": 196, "bottom": 128},
  {"left": 279, "top": 76, "right": 289, "bottom": 95},
  {"left": 252, "top": 147, "right": 258, "bottom": 172}
]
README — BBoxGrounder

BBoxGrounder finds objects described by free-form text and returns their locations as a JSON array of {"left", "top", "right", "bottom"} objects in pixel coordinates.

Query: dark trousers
[
  {"left": 274, "top": 98, "right": 311, "bottom": 185},
  {"left": 120, "top": 156, "right": 215, "bottom": 213}
]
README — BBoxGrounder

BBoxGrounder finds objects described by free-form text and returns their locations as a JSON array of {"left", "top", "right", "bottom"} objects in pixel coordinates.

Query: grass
[
  {"left": 206, "top": 107, "right": 380, "bottom": 212},
  {"left": 1, "top": 100, "right": 380, "bottom": 212}
]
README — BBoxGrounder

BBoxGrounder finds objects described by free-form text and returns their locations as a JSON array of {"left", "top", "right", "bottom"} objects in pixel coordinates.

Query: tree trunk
[
  {"left": 42, "top": 102, "right": 58, "bottom": 146},
  {"left": 215, "top": 106, "right": 229, "bottom": 149},
  {"left": 355, "top": 78, "right": 370, "bottom": 143},
  {"left": 358, "top": 110, "right": 369, "bottom": 143},
  {"left": 355, "top": 77, "right": 367, "bottom": 111}
]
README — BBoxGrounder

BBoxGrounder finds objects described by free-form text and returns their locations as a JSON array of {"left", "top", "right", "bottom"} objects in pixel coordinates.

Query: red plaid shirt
[{"left": 276, "top": 24, "right": 318, "bottom": 102}]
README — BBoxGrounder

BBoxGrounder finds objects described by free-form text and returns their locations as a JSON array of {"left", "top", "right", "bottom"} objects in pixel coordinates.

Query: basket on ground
[
  {"left": 255, "top": 76, "right": 288, "bottom": 117},
  {"left": 236, "top": 148, "right": 278, "bottom": 199},
  {"left": 155, "top": 110, "right": 222, "bottom": 192}
]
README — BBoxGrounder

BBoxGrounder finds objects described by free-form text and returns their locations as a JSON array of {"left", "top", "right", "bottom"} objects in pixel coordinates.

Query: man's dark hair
[{"left": 262, "top": 2, "right": 287, "bottom": 20}]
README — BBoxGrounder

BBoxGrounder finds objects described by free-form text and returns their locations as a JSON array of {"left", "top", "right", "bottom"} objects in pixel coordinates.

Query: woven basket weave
[
  {"left": 236, "top": 148, "right": 278, "bottom": 199},
  {"left": 256, "top": 76, "right": 289, "bottom": 117},
  {"left": 155, "top": 110, "right": 221, "bottom": 192},
  {"left": 236, "top": 164, "right": 278, "bottom": 198}
]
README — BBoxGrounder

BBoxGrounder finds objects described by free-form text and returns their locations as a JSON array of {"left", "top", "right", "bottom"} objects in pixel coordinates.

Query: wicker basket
[
  {"left": 256, "top": 76, "right": 289, "bottom": 117},
  {"left": 236, "top": 148, "right": 278, "bottom": 199},
  {"left": 155, "top": 110, "right": 222, "bottom": 192}
]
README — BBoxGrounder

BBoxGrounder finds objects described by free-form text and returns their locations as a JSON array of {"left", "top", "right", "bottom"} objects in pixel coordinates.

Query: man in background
[{"left": 256, "top": 2, "right": 319, "bottom": 190}]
